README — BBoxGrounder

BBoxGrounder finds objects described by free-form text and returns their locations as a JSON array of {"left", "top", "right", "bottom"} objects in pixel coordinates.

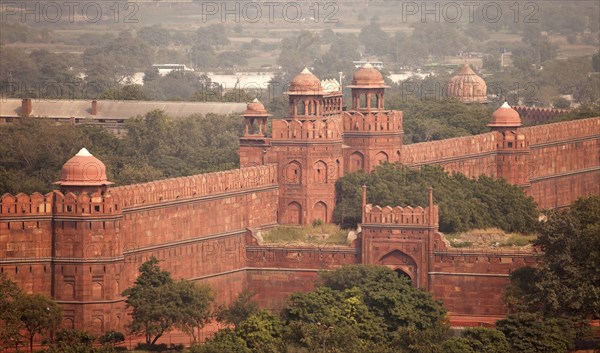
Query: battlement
[
  {"left": 111, "top": 164, "right": 278, "bottom": 208},
  {"left": 271, "top": 118, "right": 343, "bottom": 141},
  {"left": 401, "top": 132, "right": 499, "bottom": 165},
  {"left": 363, "top": 204, "right": 438, "bottom": 226},
  {"left": 342, "top": 111, "right": 403, "bottom": 133},
  {"left": 513, "top": 106, "right": 568, "bottom": 124},
  {"left": 0, "top": 191, "right": 120, "bottom": 217},
  {"left": 1, "top": 192, "right": 54, "bottom": 216},
  {"left": 521, "top": 117, "right": 600, "bottom": 145}
]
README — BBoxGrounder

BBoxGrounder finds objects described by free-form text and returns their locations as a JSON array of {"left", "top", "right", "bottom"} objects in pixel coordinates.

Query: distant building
[
  {"left": 0, "top": 98, "right": 246, "bottom": 136},
  {"left": 152, "top": 64, "right": 193, "bottom": 76},
  {"left": 446, "top": 64, "right": 488, "bottom": 103},
  {"left": 353, "top": 60, "right": 384, "bottom": 70}
]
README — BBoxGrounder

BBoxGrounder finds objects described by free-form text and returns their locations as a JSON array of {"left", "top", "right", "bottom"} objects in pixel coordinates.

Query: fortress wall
[
  {"left": 521, "top": 117, "right": 599, "bottom": 145},
  {"left": 514, "top": 106, "right": 567, "bottom": 125},
  {"left": 401, "top": 133, "right": 499, "bottom": 178},
  {"left": 111, "top": 165, "right": 278, "bottom": 208},
  {"left": 522, "top": 118, "right": 600, "bottom": 208},
  {"left": 0, "top": 192, "right": 55, "bottom": 294},
  {"left": 527, "top": 171, "right": 600, "bottom": 209},
  {"left": 0, "top": 165, "right": 280, "bottom": 334},
  {"left": 430, "top": 251, "right": 540, "bottom": 316},
  {"left": 246, "top": 245, "right": 358, "bottom": 309}
]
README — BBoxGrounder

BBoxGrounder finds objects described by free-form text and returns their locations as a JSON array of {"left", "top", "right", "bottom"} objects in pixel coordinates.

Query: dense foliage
[
  {"left": 196, "top": 265, "right": 515, "bottom": 353},
  {"left": 0, "top": 110, "right": 242, "bottom": 195},
  {"left": 0, "top": 273, "right": 63, "bottom": 352},
  {"left": 505, "top": 196, "right": 600, "bottom": 319},
  {"left": 333, "top": 163, "right": 538, "bottom": 233},
  {"left": 385, "top": 98, "right": 493, "bottom": 144},
  {"left": 497, "top": 313, "right": 576, "bottom": 353}
]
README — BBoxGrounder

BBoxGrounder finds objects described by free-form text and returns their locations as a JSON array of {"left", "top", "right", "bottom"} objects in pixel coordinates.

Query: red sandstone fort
[{"left": 1, "top": 64, "right": 599, "bottom": 335}]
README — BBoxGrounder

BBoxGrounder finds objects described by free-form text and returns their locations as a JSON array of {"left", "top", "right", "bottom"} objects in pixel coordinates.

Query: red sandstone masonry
[
  {"left": 514, "top": 106, "right": 568, "bottom": 125},
  {"left": 111, "top": 164, "right": 278, "bottom": 207},
  {"left": 521, "top": 117, "right": 600, "bottom": 145},
  {"left": 401, "top": 132, "right": 500, "bottom": 165},
  {"left": 342, "top": 111, "right": 403, "bottom": 132},
  {"left": 430, "top": 249, "right": 541, "bottom": 316},
  {"left": 364, "top": 204, "right": 438, "bottom": 225}
]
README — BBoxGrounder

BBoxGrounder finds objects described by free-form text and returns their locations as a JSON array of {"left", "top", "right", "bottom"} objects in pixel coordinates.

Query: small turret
[{"left": 54, "top": 148, "right": 113, "bottom": 194}]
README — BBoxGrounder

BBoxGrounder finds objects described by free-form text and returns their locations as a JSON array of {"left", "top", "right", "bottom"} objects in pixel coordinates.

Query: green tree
[
  {"left": 236, "top": 310, "right": 285, "bottom": 353},
  {"left": 333, "top": 164, "right": 538, "bottom": 233},
  {"left": 483, "top": 54, "right": 501, "bottom": 71},
  {"left": 98, "top": 330, "right": 125, "bottom": 349},
  {"left": 359, "top": 19, "right": 391, "bottom": 57},
  {"left": 284, "top": 287, "right": 388, "bottom": 349},
  {"left": 506, "top": 196, "right": 600, "bottom": 320},
  {"left": 497, "top": 313, "right": 575, "bottom": 353},
  {"left": 189, "top": 329, "right": 250, "bottom": 353},
  {"left": 462, "top": 327, "right": 509, "bottom": 353},
  {"left": 137, "top": 25, "right": 171, "bottom": 47},
  {"left": 17, "top": 294, "right": 62, "bottom": 352},
  {"left": 122, "top": 257, "right": 180, "bottom": 345},
  {"left": 177, "top": 281, "right": 215, "bottom": 344},
  {"left": 43, "top": 329, "right": 97, "bottom": 353},
  {"left": 216, "top": 289, "right": 259, "bottom": 327},
  {"left": 317, "top": 265, "right": 446, "bottom": 332},
  {"left": 101, "top": 84, "right": 147, "bottom": 101},
  {"left": 195, "top": 24, "right": 230, "bottom": 48},
  {"left": 277, "top": 31, "right": 321, "bottom": 77},
  {"left": 0, "top": 273, "right": 24, "bottom": 351},
  {"left": 441, "top": 337, "right": 475, "bottom": 353}
]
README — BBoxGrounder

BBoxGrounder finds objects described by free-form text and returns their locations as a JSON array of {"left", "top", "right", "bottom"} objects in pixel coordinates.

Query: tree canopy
[
  {"left": 0, "top": 110, "right": 243, "bottom": 195},
  {"left": 122, "top": 257, "right": 215, "bottom": 346},
  {"left": 333, "top": 163, "right": 538, "bottom": 233},
  {"left": 505, "top": 196, "right": 600, "bottom": 319}
]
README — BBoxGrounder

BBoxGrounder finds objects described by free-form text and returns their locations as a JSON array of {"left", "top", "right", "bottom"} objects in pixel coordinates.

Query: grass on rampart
[
  {"left": 261, "top": 224, "right": 349, "bottom": 245},
  {"left": 444, "top": 228, "right": 537, "bottom": 249}
]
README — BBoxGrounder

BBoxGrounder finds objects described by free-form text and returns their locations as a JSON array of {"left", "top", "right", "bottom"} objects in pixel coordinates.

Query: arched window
[
  {"left": 375, "top": 151, "right": 389, "bottom": 165},
  {"left": 313, "top": 161, "right": 327, "bottom": 183},
  {"left": 349, "top": 152, "right": 364, "bottom": 172},
  {"left": 285, "top": 161, "right": 302, "bottom": 184}
]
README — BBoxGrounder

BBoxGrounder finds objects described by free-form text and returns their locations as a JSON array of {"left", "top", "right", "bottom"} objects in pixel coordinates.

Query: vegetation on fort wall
[
  {"left": 262, "top": 224, "right": 349, "bottom": 245},
  {"left": 333, "top": 163, "right": 538, "bottom": 234},
  {"left": 0, "top": 110, "right": 242, "bottom": 195}
]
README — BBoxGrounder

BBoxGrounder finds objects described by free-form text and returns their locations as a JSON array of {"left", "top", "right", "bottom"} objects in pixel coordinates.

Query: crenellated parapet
[
  {"left": 0, "top": 192, "right": 53, "bottom": 216},
  {"left": 271, "top": 118, "right": 343, "bottom": 141},
  {"left": 521, "top": 117, "right": 600, "bottom": 145},
  {"left": 342, "top": 111, "right": 402, "bottom": 133},
  {"left": 363, "top": 204, "right": 438, "bottom": 226},
  {"left": 513, "top": 106, "right": 568, "bottom": 125},
  {"left": 111, "top": 164, "right": 278, "bottom": 208},
  {"left": 0, "top": 191, "right": 122, "bottom": 218},
  {"left": 401, "top": 132, "right": 500, "bottom": 166},
  {"left": 52, "top": 191, "right": 120, "bottom": 216}
]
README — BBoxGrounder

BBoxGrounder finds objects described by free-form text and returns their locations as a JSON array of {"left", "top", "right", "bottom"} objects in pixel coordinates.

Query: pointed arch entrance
[{"left": 378, "top": 249, "right": 418, "bottom": 286}]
